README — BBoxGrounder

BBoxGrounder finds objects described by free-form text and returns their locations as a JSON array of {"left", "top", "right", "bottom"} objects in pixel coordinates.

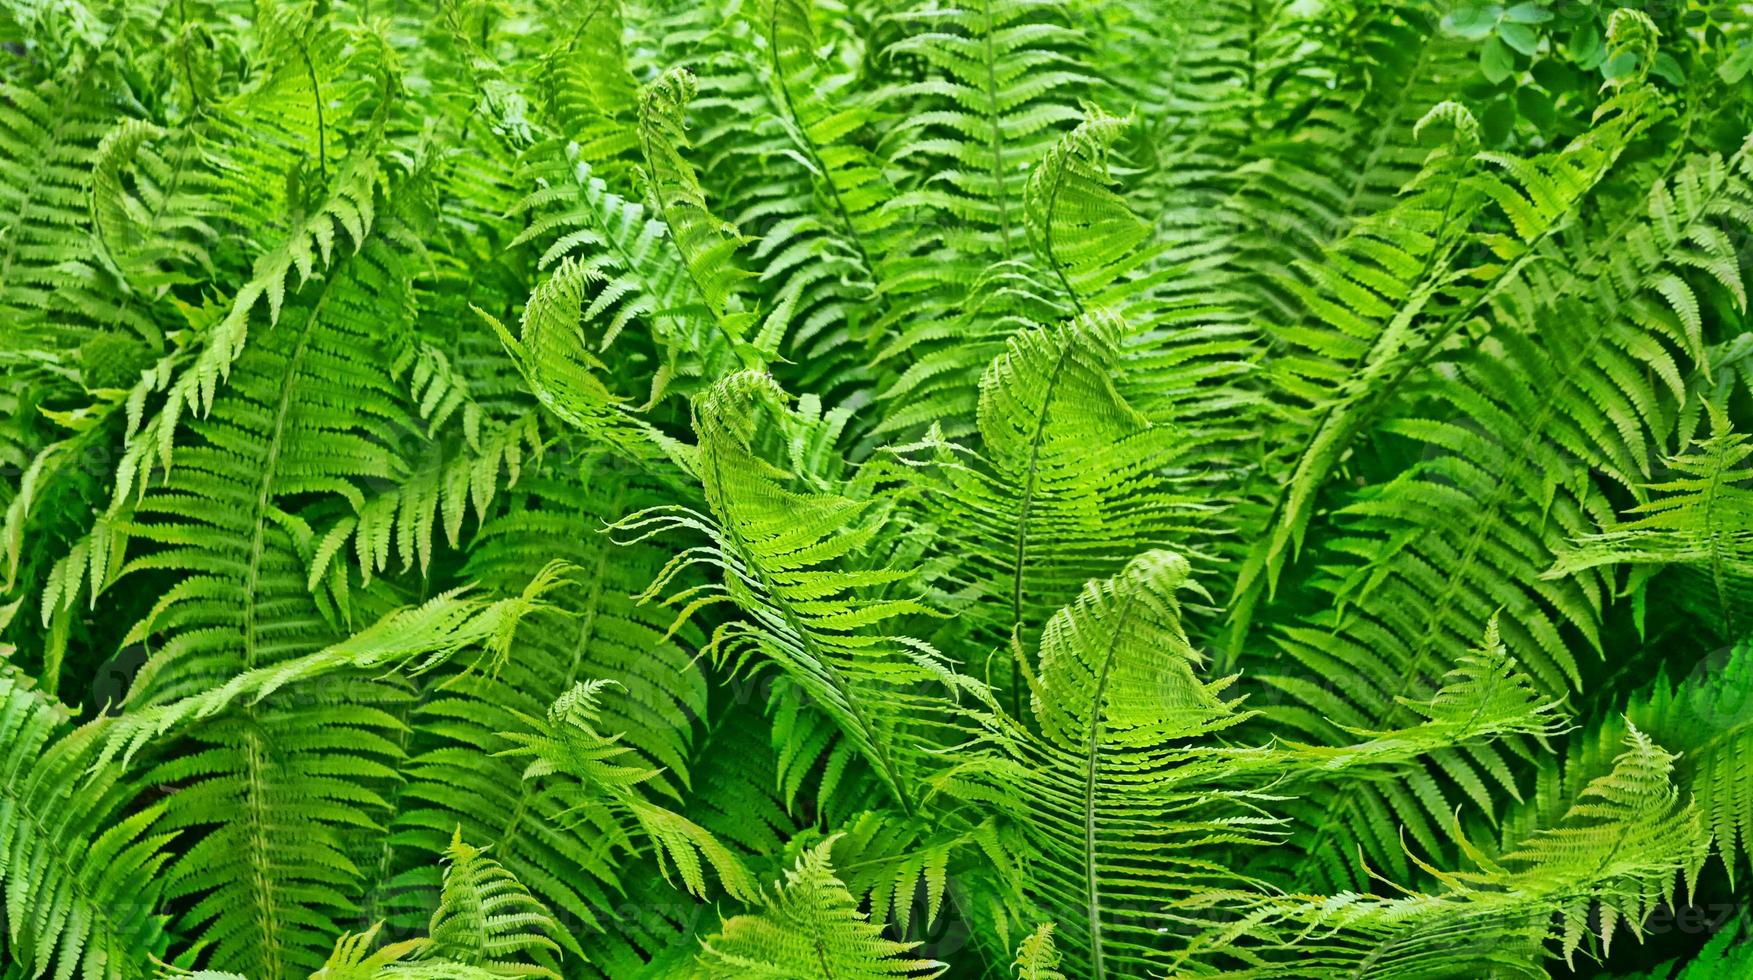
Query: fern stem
[
  {"left": 1007, "top": 335, "right": 1076, "bottom": 722},
  {"left": 1035, "top": 144, "right": 1086, "bottom": 317},
  {"left": 299, "top": 43, "right": 327, "bottom": 183},
  {"left": 1079, "top": 586, "right": 1139, "bottom": 980}
]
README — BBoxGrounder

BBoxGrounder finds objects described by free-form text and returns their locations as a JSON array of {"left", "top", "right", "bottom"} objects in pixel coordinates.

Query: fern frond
[
  {"left": 93, "top": 578, "right": 560, "bottom": 769},
  {"left": 933, "top": 550, "right": 1264, "bottom": 977},
  {"left": 1012, "top": 923, "right": 1068, "bottom": 980},
  {"left": 689, "top": 839, "right": 945, "bottom": 979},
  {"left": 661, "top": 0, "right": 901, "bottom": 399},
  {"left": 1241, "top": 93, "right": 1741, "bottom": 893},
  {"left": 426, "top": 830, "right": 564, "bottom": 977},
  {"left": 1576, "top": 637, "right": 1753, "bottom": 885},
  {"left": 1179, "top": 726, "right": 1708, "bottom": 977},
  {"left": 882, "top": 0, "right": 1090, "bottom": 264},
  {"left": 505, "top": 148, "right": 746, "bottom": 409},
  {"left": 90, "top": 117, "right": 221, "bottom": 298},
  {"left": 905, "top": 308, "right": 1192, "bottom": 710},
  {"left": 73, "top": 202, "right": 440, "bottom": 977},
  {"left": 627, "top": 370, "right": 970, "bottom": 814},
  {"left": 1022, "top": 108, "right": 1148, "bottom": 309},
  {"left": 1545, "top": 410, "right": 1753, "bottom": 637},
  {"left": 532, "top": 0, "right": 640, "bottom": 177},
  {"left": 636, "top": 67, "right": 761, "bottom": 365},
  {"left": 310, "top": 412, "right": 547, "bottom": 586},
  {"left": 0, "top": 677, "right": 174, "bottom": 980},
  {"left": 500, "top": 679, "right": 756, "bottom": 902},
  {"left": 377, "top": 466, "right": 707, "bottom": 968}
]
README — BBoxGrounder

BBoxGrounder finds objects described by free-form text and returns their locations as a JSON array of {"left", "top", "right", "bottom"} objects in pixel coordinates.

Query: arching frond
[
  {"left": 1178, "top": 726, "right": 1708, "bottom": 978},
  {"left": 628, "top": 371, "right": 970, "bottom": 814},
  {"left": 636, "top": 67, "right": 761, "bottom": 366},
  {"left": 905, "top": 308, "right": 1193, "bottom": 709},
  {"left": 1022, "top": 108, "right": 1149, "bottom": 308}
]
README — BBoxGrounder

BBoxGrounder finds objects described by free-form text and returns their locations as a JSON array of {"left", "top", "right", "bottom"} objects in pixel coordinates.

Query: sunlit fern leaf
[
  {"left": 688, "top": 838, "right": 945, "bottom": 979},
  {"left": 91, "top": 578, "right": 562, "bottom": 770},
  {"left": 0, "top": 677, "right": 175, "bottom": 980},
  {"left": 975, "top": 309, "right": 1182, "bottom": 612},
  {"left": 495, "top": 256, "right": 623, "bottom": 408},
  {"left": 1012, "top": 923, "right": 1068, "bottom": 980}
]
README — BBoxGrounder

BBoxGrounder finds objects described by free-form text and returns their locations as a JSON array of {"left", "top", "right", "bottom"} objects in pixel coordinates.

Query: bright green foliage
[{"left": 2, "top": 1, "right": 1753, "bottom": 978}]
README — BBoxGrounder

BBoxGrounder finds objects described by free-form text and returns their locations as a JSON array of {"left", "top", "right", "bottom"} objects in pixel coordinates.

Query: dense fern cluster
[{"left": 3, "top": 0, "right": 1753, "bottom": 977}]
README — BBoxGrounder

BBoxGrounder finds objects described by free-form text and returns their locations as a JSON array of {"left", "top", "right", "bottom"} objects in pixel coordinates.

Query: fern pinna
[{"left": 2, "top": 0, "right": 1753, "bottom": 977}]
